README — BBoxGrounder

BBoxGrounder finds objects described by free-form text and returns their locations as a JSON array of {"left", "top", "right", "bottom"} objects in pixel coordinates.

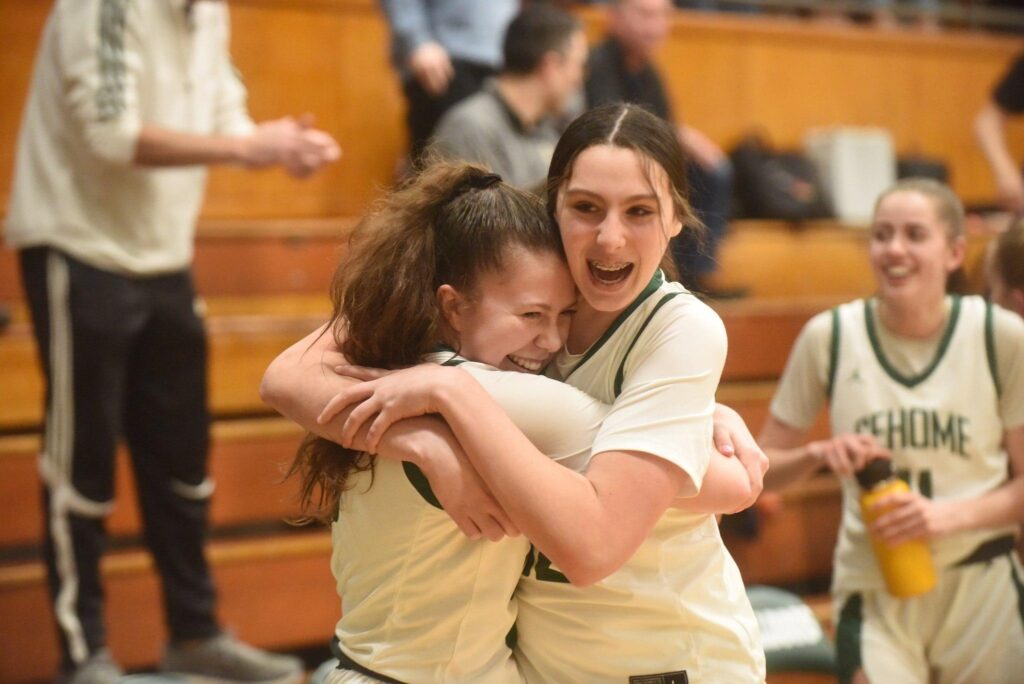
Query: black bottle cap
[{"left": 855, "top": 458, "right": 893, "bottom": 490}]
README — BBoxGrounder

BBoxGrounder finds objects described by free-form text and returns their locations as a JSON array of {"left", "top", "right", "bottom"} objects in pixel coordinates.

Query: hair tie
[
  {"left": 447, "top": 172, "right": 503, "bottom": 205},
  {"left": 466, "top": 172, "right": 502, "bottom": 190}
]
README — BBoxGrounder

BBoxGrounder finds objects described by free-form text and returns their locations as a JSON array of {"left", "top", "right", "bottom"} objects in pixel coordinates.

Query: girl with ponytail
[
  {"left": 266, "top": 107, "right": 766, "bottom": 683},
  {"left": 289, "top": 161, "right": 572, "bottom": 523},
  {"left": 286, "top": 160, "right": 606, "bottom": 683}
]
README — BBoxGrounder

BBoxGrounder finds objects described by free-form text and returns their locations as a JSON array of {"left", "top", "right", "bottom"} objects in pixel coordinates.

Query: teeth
[
  {"left": 589, "top": 260, "right": 633, "bottom": 284},
  {"left": 591, "top": 261, "right": 630, "bottom": 273},
  {"left": 886, "top": 265, "right": 910, "bottom": 277},
  {"left": 508, "top": 355, "right": 544, "bottom": 372}
]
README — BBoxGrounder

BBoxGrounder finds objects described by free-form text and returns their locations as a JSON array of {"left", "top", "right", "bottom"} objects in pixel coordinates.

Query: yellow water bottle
[{"left": 856, "top": 459, "right": 937, "bottom": 599}]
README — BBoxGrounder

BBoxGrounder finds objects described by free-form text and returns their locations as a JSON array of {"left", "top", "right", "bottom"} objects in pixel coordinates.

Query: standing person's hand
[
  {"left": 408, "top": 41, "right": 454, "bottom": 96},
  {"left": 995, "top": 164, "right": 1024, "bottom": 214},
  {"left": 242, "top": 115, "right": 341, "bottom": 176}
]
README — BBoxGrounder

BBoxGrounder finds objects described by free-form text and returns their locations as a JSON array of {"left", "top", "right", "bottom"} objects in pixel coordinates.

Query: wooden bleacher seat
[
  {"left": 0, "top": 295, "right": 329, "bottom": 431},
  {"left": 0, "top": 419, "right": 308, "bottom": 548},
  {"left": 0, "top": 531, "right": 335, "bottom": 682}
]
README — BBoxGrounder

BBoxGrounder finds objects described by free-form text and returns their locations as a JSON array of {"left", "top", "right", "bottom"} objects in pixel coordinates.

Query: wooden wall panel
[
  {"left": 648, "top": 12, "right": 1024, "bottom": 204},
  {"left": 1, "top": 3, "right": 1023, "bottom": 219},
  {"left": 203, "top": 0, "right": 407, "bottom": 218}
]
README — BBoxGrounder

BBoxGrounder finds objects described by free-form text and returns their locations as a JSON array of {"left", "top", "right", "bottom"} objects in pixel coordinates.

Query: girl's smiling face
[
  {"left": 869, "top": 190, "right": 964, "bottom": 308},
  {"left": 440, "top": 248, "right": 577, "bottom": 373},
  {"left": 555, "top": 144, "right": 682, "bottom": 315}
]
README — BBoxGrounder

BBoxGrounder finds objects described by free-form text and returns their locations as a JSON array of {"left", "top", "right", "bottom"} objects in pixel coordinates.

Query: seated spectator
[
  {"left": 987, "top": 220, "right": 1024, "bottom": 317},
  {"left": 585, "top": 0, "right": 746, "bottom": 298},
  {"left": 430, "top": 4, "right": 587, "bottom": 191}
]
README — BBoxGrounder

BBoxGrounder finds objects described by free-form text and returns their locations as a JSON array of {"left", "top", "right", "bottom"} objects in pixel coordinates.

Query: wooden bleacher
[{"left": 1, "top": 1, "right": 1019, "bottom": 680}]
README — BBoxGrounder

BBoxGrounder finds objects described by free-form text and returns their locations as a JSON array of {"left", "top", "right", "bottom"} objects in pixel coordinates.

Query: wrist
[
  {"left": 431, "top": 367, "right": 475, "bottom": 417},
  {"left": 945, "top": 501, "right": 972, "bottom": 536},
  {"left": 233, "top": 135, "right": 255, "bottom": 166}
]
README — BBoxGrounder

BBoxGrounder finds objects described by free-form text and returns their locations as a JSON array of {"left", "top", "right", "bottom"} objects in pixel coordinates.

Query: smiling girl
[
  {"left": 280, "top": 158, "right": 755, "bottom": 683},
  {"left": 313, "top": 104, "right": 766, "bottom": 682},
  {"left": 760, "top": 179, "right": 1024, "bottom": 682}
]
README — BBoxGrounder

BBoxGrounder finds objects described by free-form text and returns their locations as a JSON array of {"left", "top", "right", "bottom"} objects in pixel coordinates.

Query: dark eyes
[{"left": 571, "top": 202, "right": 655, "bottom": 217}]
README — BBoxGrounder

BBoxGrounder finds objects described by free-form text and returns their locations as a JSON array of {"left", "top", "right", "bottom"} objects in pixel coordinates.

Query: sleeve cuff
[{"left": 84, "top": 116, "right": 143, "bottom": 165}]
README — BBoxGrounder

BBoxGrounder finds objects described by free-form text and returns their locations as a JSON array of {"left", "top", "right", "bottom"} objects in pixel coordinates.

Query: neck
[
  {"left": 567, "top": 302, "right": 620, "bottom": 354},
  {"left": 876, "top": 293, "right": 948, "bottom": 339},
  {"left": 496, "top": 75, "right": 548, "bottom": 129},
  {"left": 612, "top": 34, "right": 649, "bottom": 73}
]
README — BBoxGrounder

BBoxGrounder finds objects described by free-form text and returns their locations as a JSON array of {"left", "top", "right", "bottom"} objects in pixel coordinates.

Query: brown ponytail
[{"left": 289, "top": 159, "right": 562, "bottom": 523}]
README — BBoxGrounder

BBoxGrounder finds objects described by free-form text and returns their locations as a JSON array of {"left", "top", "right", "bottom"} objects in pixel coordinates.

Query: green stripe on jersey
[
  {"left": 566, "top": 270, "right": 665, "bottom": 379},
  {"left": 864, "top": 296, "right": 961, "bottom": 388}
]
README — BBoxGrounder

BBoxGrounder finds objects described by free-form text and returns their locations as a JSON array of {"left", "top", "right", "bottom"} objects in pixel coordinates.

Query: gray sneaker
[
  {"left": 56, "top": 650, "right": 124, "bottom": 684},
  {"left": 160, "top": 633, "right": 303, "bottom": 684}
]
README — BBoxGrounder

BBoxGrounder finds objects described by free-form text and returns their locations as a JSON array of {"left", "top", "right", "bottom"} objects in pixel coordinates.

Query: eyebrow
[{"left": 563, "top": 187, "right": 658, "bottom": 203}]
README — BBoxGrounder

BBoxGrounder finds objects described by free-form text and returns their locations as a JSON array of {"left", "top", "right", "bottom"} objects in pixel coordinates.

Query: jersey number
[{"left": 895, "top": 468, "right": 933, "bottom": 499}]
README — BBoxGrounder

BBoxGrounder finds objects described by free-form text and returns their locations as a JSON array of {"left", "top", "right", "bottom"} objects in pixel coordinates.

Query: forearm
[
  {"left": 673, "top": 452, "right": 752, "bottom": 514},
  {"left": 763, "top": 445, "right": 823, "bottom": 491},
  {"left": 760, "top": 415, "right": 826, "bottom": 491},
  {"left": 133, "top": 124, "right": 247, "bottom": 167},
  {"left": 975, "top": 104, "right": 1018, "bottom": 178},
  {"left": 946, "top": 477, "right": 1024, "bottom": 535},
  {"left": 433, "top": 375, "right": 670, "bottom": 585},
  {"left": 261, "top": 325, "right": 356, "bottom": 445},
  {"left": 949, "top": 426, "right": 1024, "bottom": 534}
]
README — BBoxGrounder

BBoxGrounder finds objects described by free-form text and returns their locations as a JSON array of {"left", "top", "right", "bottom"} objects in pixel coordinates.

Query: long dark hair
[
  {"left": 546, "top": 102, "right": 702, "bottom": 280},
  {"left": 289, "top": 160, "right": 562, "bottom": 523}
]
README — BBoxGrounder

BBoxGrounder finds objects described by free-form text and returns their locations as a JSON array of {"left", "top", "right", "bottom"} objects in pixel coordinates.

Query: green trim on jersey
[
  {"left": 400, "top": 349, "right": 466, "bottom": 509},
  {"left": 1010, "top": 558, "right": 1024, "bottom": 637},
  {"left": 827, "top": 307, "right": 841, "bottom": 400},
  {"left": 402, "top": 462, "right": 443, "bottom": 510},
  {"left": 613, "top": 292, "right": 682, "bottom": 398},
  {"left": 565, "top": 270, "right": 665, "bottom": 380},
  {"left": 985, "top": 301, "right": 1002, "bottom": 397},
  {"left": 434, "top": 344, "right": 464, "bottom": 365},
  {"left": 835, "top": 593, "right": 863, "bottom": 684},
  {"left": 864, "top": 296, "right": 962, "bottom": 388}
]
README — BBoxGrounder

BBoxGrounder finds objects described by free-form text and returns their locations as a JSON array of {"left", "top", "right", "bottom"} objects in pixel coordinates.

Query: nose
[
  {"left": 883, "top": 235, "right": 910, "bottom": 260},
  {"left": 535, "top": 318, "right": 563, "bottom": 354},
  {"left": 595, "top": 213, "right": 627, "bottom": 251}
]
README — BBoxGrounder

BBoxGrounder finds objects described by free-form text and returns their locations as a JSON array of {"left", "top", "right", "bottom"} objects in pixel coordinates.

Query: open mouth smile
[{"left": 588, "top": 260, "right": 633, "bottom": 285}]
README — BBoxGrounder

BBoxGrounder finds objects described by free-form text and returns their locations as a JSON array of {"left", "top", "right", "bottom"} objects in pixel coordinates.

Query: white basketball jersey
[
  {"left": 516, "top": 275, "right": 765, "bottom": 683},
  {"left": 828, "top": 296, "right": 1015, "bottom": 592},
  {"left": 332, "top": 356, "right": 606, "bottom": 683}
]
